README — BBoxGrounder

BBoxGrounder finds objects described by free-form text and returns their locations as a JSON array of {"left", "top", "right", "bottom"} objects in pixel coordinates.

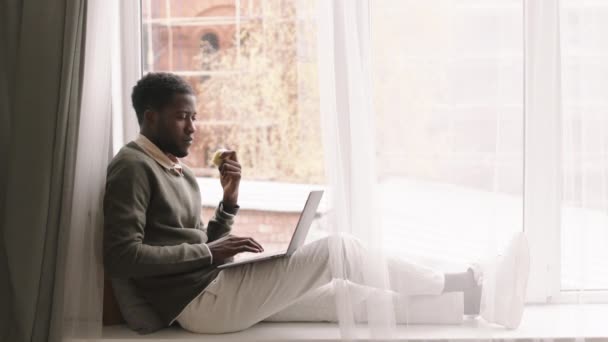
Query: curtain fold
[
  {"left": 317, "top": 0, "right": 396, "bottom": 339},
  {"left": 50, "top": 0, "right": 114, "bottom": 340},
  {"left": 0, "top": 1, "right": 21, "bottom": 340},
  {"left": 524, "top": 0, "right": 563, "bottom": 303},
  {"left": 1, "top": 0, "right": 88, "bottom": 341}
]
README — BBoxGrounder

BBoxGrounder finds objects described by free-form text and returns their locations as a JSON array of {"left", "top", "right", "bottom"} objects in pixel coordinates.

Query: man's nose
[{"left": 186, "top": 118, "right": 196, "bottom": 134}]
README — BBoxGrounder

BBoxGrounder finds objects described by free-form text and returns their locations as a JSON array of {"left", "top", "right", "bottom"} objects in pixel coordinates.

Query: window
[
  {"left": 119, "top": 0, "right": 608, "bottom": 299},
  {"left": 372, "top": 0, "right": 524, "bottom": 264},
  {"left": 141, "top": 0, "right": 323, "bottom": 183},
  {"left": 140, "top": 0, "right": 326, "bottom": 256}
]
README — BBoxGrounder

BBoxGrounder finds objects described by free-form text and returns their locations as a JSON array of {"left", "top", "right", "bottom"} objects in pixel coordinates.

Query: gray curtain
[
  {"left": 0, "top": 0, "right": 17, "bottom": 338},
  {"left": 0, "top": 1, "right": 87, "bottom": 341}
]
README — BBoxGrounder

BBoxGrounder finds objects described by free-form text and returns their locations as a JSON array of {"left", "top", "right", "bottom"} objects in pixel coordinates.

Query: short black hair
[{"left": 131, "top": 72, "right": 194, "bottom": 125}]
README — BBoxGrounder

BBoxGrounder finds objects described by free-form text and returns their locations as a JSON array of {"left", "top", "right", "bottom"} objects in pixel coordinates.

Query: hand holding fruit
[{"left": 211, "top": 148, "right": 241, "bottom": 208}]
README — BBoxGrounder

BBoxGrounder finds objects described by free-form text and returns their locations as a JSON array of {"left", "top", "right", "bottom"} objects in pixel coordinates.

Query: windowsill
[
  {"left": 101, "top": 304, "right": 608, "bottom": 341},
  {"left": 196, "top": 177, "right": 328, "bottom": 213}
]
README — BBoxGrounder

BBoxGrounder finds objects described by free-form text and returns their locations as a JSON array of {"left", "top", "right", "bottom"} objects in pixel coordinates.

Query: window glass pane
[
  {"left": 560, "top": 0, "right": 608, "bottom": 290},
  {"left": 141, "top": 0, "right": 325, "bottom": 258},
  {"left": 142, "top": 0, "right": 323, "bottom": 182},
  {"left": 372, "top": 0, "right": 524, "bottom": 263},
  {"left": 139, "top": 0, "right": 525, "bottom": 265}
]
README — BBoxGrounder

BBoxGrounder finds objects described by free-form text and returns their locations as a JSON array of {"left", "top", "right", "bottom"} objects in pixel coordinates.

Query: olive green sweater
[{"left": 103, "top": 142, "right": 235, "bottom": 325}]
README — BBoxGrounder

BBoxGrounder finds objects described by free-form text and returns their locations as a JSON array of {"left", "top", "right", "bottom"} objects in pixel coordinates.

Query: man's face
[{"left": 152, "top": 93, "right": 197, "bottom": 158}]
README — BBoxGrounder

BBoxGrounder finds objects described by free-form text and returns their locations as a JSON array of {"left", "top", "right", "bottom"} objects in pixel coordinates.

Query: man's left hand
[{"left": 218, "top": 150, "right": 241, "bottom": 208}]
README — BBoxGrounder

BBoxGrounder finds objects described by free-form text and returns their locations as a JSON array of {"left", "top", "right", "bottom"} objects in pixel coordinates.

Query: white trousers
[{"left": 176, "top": 234, "right": 463, "bottom": 334}]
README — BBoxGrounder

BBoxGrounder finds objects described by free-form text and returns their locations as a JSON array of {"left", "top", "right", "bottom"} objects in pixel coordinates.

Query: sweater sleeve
[
  {"left": 203, "top": 201, "right": 238, "bottom": 242},
  {"left": 103, "top": 160, "right": 212, "bottom": 278}
]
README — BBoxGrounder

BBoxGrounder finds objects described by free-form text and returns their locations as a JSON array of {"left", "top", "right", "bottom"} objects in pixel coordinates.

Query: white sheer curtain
[
  {"left": 560, "top": 4, "right": 608, "bottom": 342},
  {"left": 317, "top": 0, "right": 397, "bottom": 339},
  {"left": 370, "top": 0, "right": 523, "bottom": 272},
  {"left": 317, "top": 0, "right": 608, "bottom": 340},
  {"left": 524, "top": 0, "right": 562, "bottom": 303},
  {"left": 51, "top": 0, "right": 116, "bottom": 340},
  {"left": 560, "top": 0, "right": 608, "bottom": 294},
  {"left": 317, "top": 0, "right": 522, "bottom": 338}
]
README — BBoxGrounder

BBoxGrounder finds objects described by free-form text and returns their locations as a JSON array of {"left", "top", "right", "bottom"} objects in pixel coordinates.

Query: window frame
[{"left": 116, "top": 0, "right": 608, "bottom": 304}]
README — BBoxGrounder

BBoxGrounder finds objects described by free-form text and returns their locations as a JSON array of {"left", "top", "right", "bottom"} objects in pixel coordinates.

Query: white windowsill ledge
[
  {"left": 197, "top": 177, "right": 328, "bottom": 213},
  {"left": 101, "top": 304, "right": 608, "bottom": 341}
]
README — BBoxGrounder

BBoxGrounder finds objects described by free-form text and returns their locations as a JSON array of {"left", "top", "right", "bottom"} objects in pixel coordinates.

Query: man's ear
[{"left": 143, "top": 109, "right": 157, "bottom": 126}]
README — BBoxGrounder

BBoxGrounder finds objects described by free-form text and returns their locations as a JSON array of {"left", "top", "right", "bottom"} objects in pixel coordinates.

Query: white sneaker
[{"left": 480, "top": 232, "right": 530, "bottom": 329}]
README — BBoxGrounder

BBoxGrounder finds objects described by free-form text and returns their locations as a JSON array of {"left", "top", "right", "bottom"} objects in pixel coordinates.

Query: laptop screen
[{"left": 285, "top": 190, "right": 324, "bottom": 255}]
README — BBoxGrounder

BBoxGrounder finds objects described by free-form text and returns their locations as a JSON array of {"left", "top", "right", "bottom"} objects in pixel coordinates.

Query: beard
[{"left": 156, "top": 137, "right": 188, "bottom": 158}]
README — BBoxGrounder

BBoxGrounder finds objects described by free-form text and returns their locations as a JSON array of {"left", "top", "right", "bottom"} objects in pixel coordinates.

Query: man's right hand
[{"left": 208, "top": 236, "right": 264, "bottom": 263}]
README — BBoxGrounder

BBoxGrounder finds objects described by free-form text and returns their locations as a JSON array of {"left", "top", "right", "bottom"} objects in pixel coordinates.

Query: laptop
[{"left": 217, "top": 190, "right": 324, "bottom": 269}]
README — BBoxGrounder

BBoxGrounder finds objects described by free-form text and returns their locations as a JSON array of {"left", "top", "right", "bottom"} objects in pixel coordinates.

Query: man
[{"left": 103, "top": 72, "right": 530, "bottom": 334}]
